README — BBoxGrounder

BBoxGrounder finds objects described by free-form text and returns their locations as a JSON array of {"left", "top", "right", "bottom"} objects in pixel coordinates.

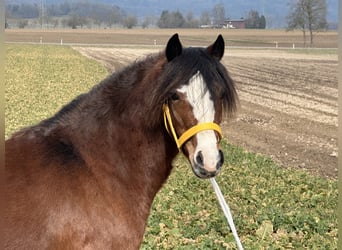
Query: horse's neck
[
  {"left": 51, "top": 55, "right": 176, "bottom": 211},
  {"left": 67, "top": 103, "right": 178, "bottom": 208}
]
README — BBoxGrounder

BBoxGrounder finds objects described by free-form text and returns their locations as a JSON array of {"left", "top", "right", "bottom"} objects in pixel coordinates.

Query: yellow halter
[{"left": 163, "top": 104, "right": 222, "bottom": 150}]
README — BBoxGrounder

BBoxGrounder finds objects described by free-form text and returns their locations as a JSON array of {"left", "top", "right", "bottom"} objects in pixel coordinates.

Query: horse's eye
[{"left": 170, "top": 93, "right": 179, "bottom": 101}]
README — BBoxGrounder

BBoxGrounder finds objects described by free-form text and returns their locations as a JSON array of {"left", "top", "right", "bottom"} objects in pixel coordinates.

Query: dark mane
[
  {"left": 41, "top": 94, "right": 87, "bottom": 127},
  {"left": 37, "top": 46, "right": 236, "bottom": 132},
  {"left": 147, "top": 47, "right": 238, "bottom": 126},
  {"left": 38, "top": 52, "right": 166, "bottom": 130},
  {"left": 98, "top": 52, "right": 167, "bottom": 118},
  {"left": 98, "top": 47, "right": 237, "bottom": 128}
]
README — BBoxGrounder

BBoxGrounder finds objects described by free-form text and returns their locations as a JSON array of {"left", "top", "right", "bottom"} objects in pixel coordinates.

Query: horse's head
[{"left": 162, "top": 34, "right": 237, "bottom": 179}]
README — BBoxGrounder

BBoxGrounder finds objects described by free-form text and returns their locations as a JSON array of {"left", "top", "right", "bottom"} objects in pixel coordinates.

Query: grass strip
[
  {"left": 143, "top": 143, "right": 337, "bottom": 249},
  {"left": 5, "top": 44, "right": 108, "bottom": 138}
]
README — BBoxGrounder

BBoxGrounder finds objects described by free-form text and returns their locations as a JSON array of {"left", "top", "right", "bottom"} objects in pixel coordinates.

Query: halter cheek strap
[{"left": 163, "top": 104, "right": 222, "bottom": 150}]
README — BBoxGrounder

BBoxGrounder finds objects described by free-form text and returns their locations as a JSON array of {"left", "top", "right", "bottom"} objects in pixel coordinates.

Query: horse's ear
[
  {"left": 166, "top": 33, "right": 182, "bottom": 62},
  {"left": 207, "top": 34, "right": 225, "bottom": 61}
]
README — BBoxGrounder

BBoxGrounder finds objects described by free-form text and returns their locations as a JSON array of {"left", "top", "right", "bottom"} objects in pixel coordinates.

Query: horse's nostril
[
  {"left": 217, "top": 150, "right": 224, "bottom": 169},
  {"left": 195, "top": 151, "right": 204, "bottom": 167}
]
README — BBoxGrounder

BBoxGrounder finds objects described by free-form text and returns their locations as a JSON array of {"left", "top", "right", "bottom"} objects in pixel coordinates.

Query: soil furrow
[
  {"left": 238, "top": 84, "right": 337, "bottom": 115},
  {"left": 73, "top": 46, "right": 338, "bottom": 179},
  {"left": 237, "top": 80, "right": 337, "bottom": 106}
]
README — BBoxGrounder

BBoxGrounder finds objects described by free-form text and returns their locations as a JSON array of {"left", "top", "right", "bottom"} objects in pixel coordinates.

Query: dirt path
[{"left": 74, "top": 46, "right": 338, "bottom": 179}]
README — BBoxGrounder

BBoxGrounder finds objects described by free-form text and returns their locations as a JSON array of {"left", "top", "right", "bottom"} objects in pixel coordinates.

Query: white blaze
[{"left": 178, "top": 71, "right": 219, "bottom": 171}]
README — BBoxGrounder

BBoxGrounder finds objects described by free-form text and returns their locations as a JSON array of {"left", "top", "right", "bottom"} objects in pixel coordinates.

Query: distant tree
[
  {"left": 67, "top": 16, "right": 77, "bottom": 29},
  {"left": 122, "top": 15, "right": 137, "bottom": 29},
  {"left": 107, "top": 6, "right": 125, "bottom": 27},
  {"left": 260, "top": 15, "right": 266, "bottom": 29},
  {"left": 18, "top": 19, "right": 28, "bottom": 29},
  {"left": 45, "top": 16, "right": 58, "bottom": 28},
  {"left": 142, "top": 19, "right": 148, "bottom": 29},
  {"left": 184, "top": 11, "right": 199, "bottom": 28},
  {"left": 142, "top": 15, "right": 156, "bottom": 28},
  {"left": 287, "top": 0, "right": 307, "bottom": 46},
  {"left": 61, "top": 18, "right": 68, "bottom": 28},
  {"left": 51, "top": 18, "right": 59, "bottom": 29},
  {"left": 212, "top": 3, "right": 225, "bottom": 26},
  {"left": 157, "top": 10, "right": 185, "bottom": 28},
  {"left": 200, "top": 11, "right": 211, "bottom": 26},
  {"left": 67, "top": 15, "right": 88, "bottom": 29},
  {"left": 157, "top": 10, "right": 169, "bottom": 28},
  {"left": 5, "top": 11, "right": 10, "bottom": 28},
  {"left": 79, "top": 17, "right": 89, "bottom": 28},
  {"left": 245, "top": 10, "right": 266, "bottom": 29},
  {"left": 172, "top": 10, "right": 185, "bottom": 27},
  {"left": 94, "top": 18, "right": 102, "bottom": 28},
  {"left": 287, "top": 0, "right": 327, "bottom": 47}
]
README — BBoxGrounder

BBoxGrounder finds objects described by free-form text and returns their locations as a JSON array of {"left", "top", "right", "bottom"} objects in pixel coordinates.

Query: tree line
[
  {"left": 5, "top": 2, "right": 266, "bottom": 29},
  {"left": 6, "top": 0, "right": 328, "bottom": 47},
  {"left": 6, "top": 2, "right": 127, "bottom": 28}
]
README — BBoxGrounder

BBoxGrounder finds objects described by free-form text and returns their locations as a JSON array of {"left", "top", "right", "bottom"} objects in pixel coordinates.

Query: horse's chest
[{"left": 45, "top": 196, "right": 145, "bottom": 249}]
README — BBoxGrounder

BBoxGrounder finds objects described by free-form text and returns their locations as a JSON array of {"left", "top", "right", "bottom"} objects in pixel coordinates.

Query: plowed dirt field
[{"left": 74, "top": 46, "right": 338, "bottom": 179}]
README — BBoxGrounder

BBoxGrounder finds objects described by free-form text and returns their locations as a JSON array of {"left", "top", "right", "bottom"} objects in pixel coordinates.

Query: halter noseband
[{"left": 163, "top": 104, "right": 222, "bottom": 150}]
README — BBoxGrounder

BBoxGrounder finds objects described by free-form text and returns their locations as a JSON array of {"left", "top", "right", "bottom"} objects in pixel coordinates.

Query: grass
[
  {"left": 143, "top": 144, "right": 337, "bottom": 249},
  {"left": 5, "top": 44, "right": 108, "bottom": 138},
  {"left": 5, "top": 44, "right": 337, "bottom": 249},
  {"left": 284, "top": 48, "right": 338, "bottom": 55},
  {"left": 226, "top": 39, "right": 272, "bottom": 46}
]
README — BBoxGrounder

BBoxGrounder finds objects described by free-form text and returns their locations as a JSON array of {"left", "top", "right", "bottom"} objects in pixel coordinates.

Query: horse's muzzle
[{"left": 191, "top": 149, "right": 224, "bottom": 179}]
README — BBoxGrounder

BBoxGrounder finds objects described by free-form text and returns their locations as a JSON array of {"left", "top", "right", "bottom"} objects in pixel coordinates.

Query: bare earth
[{"left": 74, "top": 46, "right": 338, "bottom": 179}]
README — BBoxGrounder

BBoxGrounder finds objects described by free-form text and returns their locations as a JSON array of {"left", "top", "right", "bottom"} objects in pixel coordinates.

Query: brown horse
[{"left": 5, "top": 34, "right": 237, "bottom": 249}]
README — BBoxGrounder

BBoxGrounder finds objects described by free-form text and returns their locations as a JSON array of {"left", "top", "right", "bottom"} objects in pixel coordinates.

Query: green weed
[
  {"left": 143, "top": 144, "right": 337, "bottom": 249},
  {"left": 5, "top": 44, "right": 108, "bottom": 138}
]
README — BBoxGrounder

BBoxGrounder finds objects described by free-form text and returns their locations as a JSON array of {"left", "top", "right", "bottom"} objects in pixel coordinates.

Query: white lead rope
[{"left": 209, "top": 178, "right": 244, "bottom": 250}]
